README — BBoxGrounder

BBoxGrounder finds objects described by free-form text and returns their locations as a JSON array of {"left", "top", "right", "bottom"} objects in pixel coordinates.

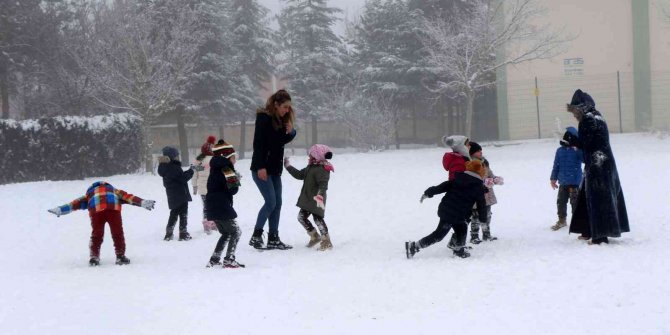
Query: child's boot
[
  {"left": 179, "top": 232, "right": 192, "bottom": 241},
  {"left": 470, "top": 233, "right": 482, "bottom": 244},
  {"left": 482, "top": 232, "right": 497, "bottom": 241},
  {"left": 223, "top": 256, "right": 245, "bottom": 268},
  {"left": 405, "top": 241, "right": 420, "bottom": 259},
  {"left": 249, "top": 229, "right": 265, "bottom": 249},
  {"left": 453, "top": 248, "right": 471, "bottom": 258},
  {"left": 551, "top": 217, "right": 567, "bottom": 231},
  {"left": 89, "top": 257, "right": 100, "bottom": 266},
  {"left": 306, "top": 229, "right": 321, "bottom": 248},
  {"left": 318, "top": 234, "right": 332, "bottom": 251},
  {"left": 115, "top": 255, "right": 131, "bottom": 265},
  {"left": 206, "top": 256, "right": 222, "bottom": 268}
]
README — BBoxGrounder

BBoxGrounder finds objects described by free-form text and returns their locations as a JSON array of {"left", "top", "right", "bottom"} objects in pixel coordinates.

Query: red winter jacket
[{"left": 443, "top": 152, "right": 468, "bottom": 181}]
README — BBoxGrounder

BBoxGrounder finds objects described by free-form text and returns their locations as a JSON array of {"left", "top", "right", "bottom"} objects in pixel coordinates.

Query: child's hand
[
  {"left": 550, "top": 180, "right": 558, "bottom": 190},
  {"left": 484, "top": 178, "right": 495, "bottom": 187},
  {"left": 48, "top": 207, "right": 62, "bottom": 217},
  {"left": 141, "top": 200, "right": 156, "bottom": 210},
  {"left": 493, "top": 176, "right": 504, "bottom": 185},
  {"left": 284, "top": 157, "right": 291, "bottom": 168},
  {"left": 314, "top": 195, "right": 325, "bottom": 210},
  {"left": 285, "top": 121, "right": 293, "bottom": 134}
]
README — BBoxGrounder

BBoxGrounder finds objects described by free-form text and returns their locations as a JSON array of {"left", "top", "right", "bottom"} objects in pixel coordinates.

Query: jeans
[
  {"left": 557, "top": 185, "right": 579, "bottom": 219},
  {"left": 252, "top": 173, "right": 283, "bottom": 234}
]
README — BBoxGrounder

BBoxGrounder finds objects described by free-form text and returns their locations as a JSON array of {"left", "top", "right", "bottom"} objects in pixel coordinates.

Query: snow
[{"left": 1, "top": 133, "right": 668, "bottom": 334}]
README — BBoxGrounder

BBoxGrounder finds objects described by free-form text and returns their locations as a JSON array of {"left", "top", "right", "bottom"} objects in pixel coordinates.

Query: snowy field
[{"left": 1, "top": 133, "right": 668, "bottom": 335}]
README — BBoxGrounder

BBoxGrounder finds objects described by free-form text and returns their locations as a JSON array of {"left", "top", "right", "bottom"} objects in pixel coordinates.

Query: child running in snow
[
  {"left": 284, "top": 144, "right": 334, "bottom": 250},
  {"left": 442, "top": 135, "right": 471, "bottom": 180},
  {"left": 47, "top": 181, "right": 155, "bottom": 266},
  {"left": 550, "top": 127, "right": 583, "bottom": 231},
  {"left": 158, "top": 146, "right": 195, "bottom": 241},
  {"left": 468, "top": 142, "right": 504, "bottom": 244},
  {"left": 193, "top": 136, "right": 218, "bottom": 235},
  {"left": 206, "top": 141, "right": 244, "bottom": 268},
  {"left": 406, "top": 160, "right": 488, "bottom": 259}
]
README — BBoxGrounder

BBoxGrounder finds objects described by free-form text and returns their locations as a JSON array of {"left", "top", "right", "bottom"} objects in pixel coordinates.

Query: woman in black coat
[
  {"left": 249, "top": 89, "right": 297, "bottom": 250},
  {"left": 566, "top": 89, "right": 629, "bottom": 244}
]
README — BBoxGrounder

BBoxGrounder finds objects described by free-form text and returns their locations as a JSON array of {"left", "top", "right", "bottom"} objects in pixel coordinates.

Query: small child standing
[
  {"left": 550, "top": 127, "right": 583, "bottom": 231},
  {"left": 284, "top": 144, "right": 334, "bottom": 251},
  {"left": 193, "top": 137, "right": 217, "bottom": 234},
  {"left": 158, "top": 146, "right": 195, "bottom": 241},
  {"left": 47, "top": 181, "right": 155, "bottom": 266},
  {"left": 468, "top": 142, "right": 504, "bottom": 244},
  {"left": 206, "top": 141, "right": 244, "bottom": 268},
  {"left": 442, "top": 135, "right": 471, "bottom": 180},
  {"left": 406, "top": 160, "right": 488, "bottom": 259}
]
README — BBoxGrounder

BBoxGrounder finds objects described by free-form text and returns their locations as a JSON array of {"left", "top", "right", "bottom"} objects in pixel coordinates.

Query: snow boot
[
  {"left": 206, "top": 256, "right": 222, "bottom": 268},
  {"left": 249, "top": 229, "right": 265, "bottom": 249},
  {"left": 266, "top": 232, "right": 293, "bottom": 250},
  {"left": 115, "top": 255, "right": 131, "bottom": 265},
  {"left": 318, "top": 234, "right": 333, "bottom": 251},
  {"left": 470, "top": 235, "right": 482, "bottom": 244},
  {"left": 179, "top": 232, "right": 192, "bottom": 241},
  {"left": 164, "top": 233, "right": 173, "bottom": 241},
  {"left": 589, "top": 237, "right": 609, "bottom": 245},
  {"left": 551, "top": 218, "right": 567, "bottom": 231},
  {"left": 482, "top": 233, "right": 497, "bottom": 241},
  {"left": 306, "top": 229, "right": 321, "bottom": 248},
  {"left": 453, "top": 248, "right": 470, "bottom": 258},
  {"left": 405, "top": 241, "right": 420, "bottom": 259},
  {"left": 89, "top": 257, "right": 100, "bottom": 266},
  {"left": 223, "top": 257, "right": 245, "bottom": 268}
]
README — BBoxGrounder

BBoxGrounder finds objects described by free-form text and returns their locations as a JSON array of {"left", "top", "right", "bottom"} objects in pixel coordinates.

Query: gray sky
[{"left": 258, "top": 0, "right": 366, "bottom": 36}]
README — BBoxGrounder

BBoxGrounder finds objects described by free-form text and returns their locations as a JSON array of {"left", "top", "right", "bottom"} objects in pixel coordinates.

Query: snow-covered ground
[{"left": 1, "top": 133, "right": 668, "bottom": 335}]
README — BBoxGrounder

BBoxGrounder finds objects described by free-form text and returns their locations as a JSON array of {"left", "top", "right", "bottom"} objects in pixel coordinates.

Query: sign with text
[{"left": 564, "top": 58, "right": 584, "bottom": 76}]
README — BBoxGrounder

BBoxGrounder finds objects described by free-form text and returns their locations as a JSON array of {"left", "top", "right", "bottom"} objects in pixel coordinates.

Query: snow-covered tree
[
  {"left": 71, "top": 0, "right": 204, "bottom": 171},
  {"left": 419, "top": 0, "right": 570, "bottom": 137},
  {"left": 277, "top": 0, "right": 345, "bottom": 145}
]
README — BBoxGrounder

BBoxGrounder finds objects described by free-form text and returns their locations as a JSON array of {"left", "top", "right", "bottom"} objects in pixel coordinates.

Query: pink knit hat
[{"left": 308, "top": 144, "right": 334, "bottom": 172}]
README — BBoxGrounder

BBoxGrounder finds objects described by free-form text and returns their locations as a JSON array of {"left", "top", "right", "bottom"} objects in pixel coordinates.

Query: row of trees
[{"left": 1, "top": 0, "right": 568, "bottom": 156}]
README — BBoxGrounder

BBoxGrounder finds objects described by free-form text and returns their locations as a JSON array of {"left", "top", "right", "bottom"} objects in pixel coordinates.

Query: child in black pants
[
  {"left": 158, "top": 146, "right": 195, "bottom": 241},
  {"left": 206, "top": 141, "right": 244, "bottom": 268},
  {"left": 406, "top": 160, "right": 488, "bottom": 259}
]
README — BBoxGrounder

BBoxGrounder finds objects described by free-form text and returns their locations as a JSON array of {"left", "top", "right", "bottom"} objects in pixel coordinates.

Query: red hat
[{"left": 206, "top": 135, "right": 216, "bottom": 144}]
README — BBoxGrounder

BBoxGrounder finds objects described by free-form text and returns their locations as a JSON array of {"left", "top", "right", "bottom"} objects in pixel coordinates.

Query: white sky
[{"left": 258, "top": 0, "right": 367, "bottom": 36}]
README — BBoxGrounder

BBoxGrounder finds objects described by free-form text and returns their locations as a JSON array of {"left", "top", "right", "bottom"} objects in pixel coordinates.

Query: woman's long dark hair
[{"left": 258, "top": 89, "right": 295, "bottom": 130}]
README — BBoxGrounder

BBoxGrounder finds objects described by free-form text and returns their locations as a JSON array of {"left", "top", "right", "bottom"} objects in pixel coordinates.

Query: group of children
[
  {"left": 48, "top": 136, "right": 335, "bottom": 268},
  {"left": 47, "top": 127, "right": 581, "bottom": 266}
]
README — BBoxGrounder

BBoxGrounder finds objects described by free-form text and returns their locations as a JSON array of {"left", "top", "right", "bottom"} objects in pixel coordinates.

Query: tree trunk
[
  {"left": 465, "top": 90, "right": 475, "bottom": 138},
  {"left": 0, "top": 67, "right": 8, "bottom": 119},
  {"left": 143, "top": 123, "right": 153, "bottom": 173},
  {"left": 218, "top": 125, "right": 225, "bottom": 141},
  {"left": 239, "top": 117, "right": 246, "bottom": 159},
  {"left": 394, "top": 118, "right": 400, "bottom": 150},
  {"left": 411, "top": 107, "right": 417, "bottom": 142},
  {"left": 311, "top": 115, "right": 318, "bottom": 146},
  {"left": 176, "top": 104, "right": 189, "bottom": 167}
]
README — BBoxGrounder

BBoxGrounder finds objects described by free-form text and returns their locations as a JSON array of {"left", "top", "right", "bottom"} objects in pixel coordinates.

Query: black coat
[
  {"left": 157, "top": 157, "right": 194, "bottom": 209},
  {"left": 206, "top": 156, "right": 239, "bottom": 220},
  {"left": 425, "top": 171, "right": 488, "bottom": 223},
  {"left": 250, "top": 112, "right": 297, "bottom": 175},
  {"left": 569, "top": 109, "right": 629, "bottom": 238}
]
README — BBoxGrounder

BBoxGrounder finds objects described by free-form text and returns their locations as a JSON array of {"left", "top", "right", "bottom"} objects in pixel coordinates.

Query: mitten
[
  {"left": 141, "top": 200, "right": 155, "bottom": 210},
  {"left": 493, "top": 176, "right": 504, "bottom": 185},
  {"left": 314, "top": 194, "right": 325, "bottom": 210},
  {"left": 484, "top": 178, "right": 494, "bottom": 187},
  {"left": 48, "top": 207, "right": 62, "bottom": 217}
]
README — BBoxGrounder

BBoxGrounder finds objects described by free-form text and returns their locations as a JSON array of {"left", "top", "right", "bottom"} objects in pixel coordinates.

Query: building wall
[{"left": 649, "top": 0, "right": 670, "bottom": 129}]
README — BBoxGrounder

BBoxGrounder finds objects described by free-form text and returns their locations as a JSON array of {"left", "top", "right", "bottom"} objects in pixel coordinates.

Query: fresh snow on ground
[{"left": 1, "top": 133, "right": 668, "bottom": 334}]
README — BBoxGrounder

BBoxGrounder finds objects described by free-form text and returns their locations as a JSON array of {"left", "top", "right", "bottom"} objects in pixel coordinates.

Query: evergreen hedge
[{"left": 0, "top": 113, "right": 143, "bottom": 184}]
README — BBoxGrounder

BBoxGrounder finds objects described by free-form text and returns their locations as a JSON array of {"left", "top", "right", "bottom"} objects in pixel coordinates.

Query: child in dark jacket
[
  {"left": 284, "top": 144, "right": 334, "bottom": 251},
  {"left": 406, "top": 160, "right": 488, "bottom": 259},
  {"left": 550, "top": 127, "right": 583, "bottom": 231},
  {"left": 47, "top": 181, "right": 155, "bottom": 266},
  {"left": 468, "top": 142, "right": 504, "bottom": 244},
  {"left": 206, "top": 141, "right": 244, "bottom": 268},
  {"left": 158, "top": 146, "right": 195, "bottom": 241}
]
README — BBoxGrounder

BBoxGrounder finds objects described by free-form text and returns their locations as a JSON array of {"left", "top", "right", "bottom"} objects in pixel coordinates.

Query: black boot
[
  {"left": 482, "top": 232, "right": 497, "bottom": 241},
  {"left": 266, "top": 232, "right": 293, "bottom": 250},
  {"left": 470, "top": 234, "right": 482, "bottom": 244},
  {"left": 249, "top": 229, "right": 265, "bottom": 249},
  {"left": 206, "top": 256, "right": 222, "bottom": 268},
  {"left": 453, "top": 248, "right": 471, "bottom": 258},
  {"left": 115, "top": 255, "right": 131, "bottom": 265},
  {"left": 179, "top": 232, "right": 192, "bottom": 241},
  {"left": 405, "top": 241, "right": 420, "bottom": 259},
  {"left": 590, "top": 236, "right": 609, "bottom": 245},
  {"left": 164, "top": 233, "right": 173, "bottom": 241},
  {"left": 89, "top": 257, "right": 100, "bottom": 266}
]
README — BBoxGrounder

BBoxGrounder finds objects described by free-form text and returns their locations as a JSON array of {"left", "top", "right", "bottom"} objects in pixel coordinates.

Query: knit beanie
[
  {"left": 212, "top": 141, "right": 236, "bottom": 159},
  {"left": 162, "top": 146, "right": 179, "bottom": 160},
  {"left": 469, "top": 142, "right": 482, "bottom": 156}
]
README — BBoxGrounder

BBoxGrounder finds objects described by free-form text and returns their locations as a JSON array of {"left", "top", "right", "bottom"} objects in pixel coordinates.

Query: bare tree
[
  {"left": 71, "top": 1, "right": 205, "bottom": 171},
  {"left": 420, "top": 0, "right": 571, "bottom": 137}
]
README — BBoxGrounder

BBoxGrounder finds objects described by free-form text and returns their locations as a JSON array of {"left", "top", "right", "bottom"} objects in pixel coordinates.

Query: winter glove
[
  {"left": 484, "top": 178, "right": 495, "bottom": 187},
  {"left": 420, "top": 194, "right": 429, "bottom": 203},
  {"left": 48, "top": 207, "right": 62, "bottom": 217},
  {"left": 493, "top": 176, "right": 504, "bottom": 185},
  {"left": 193, "top": 186, "right": 198, "bottom": 195},
  {"left": 284, "top": 157, "right": 291, "bottom": 168},
  {"left": 314, "top": 194, "right": 325, "bottom": 210},
  {"left": 141, "top": 200, "right": 155, "bottom": 210}
]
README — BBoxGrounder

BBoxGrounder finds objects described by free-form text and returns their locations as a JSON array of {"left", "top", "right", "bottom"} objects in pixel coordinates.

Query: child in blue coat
[{"left": 550, "top": 127, "right": 583, "bottom": 230}]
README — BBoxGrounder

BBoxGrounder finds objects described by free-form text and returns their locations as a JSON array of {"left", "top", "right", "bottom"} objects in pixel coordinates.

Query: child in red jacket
[
  {"left": 442, "top": 135, "right": 471, "bottom": 180},
  {"left": 48, "top": 181, "right": 155, "bottom": 266}
]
